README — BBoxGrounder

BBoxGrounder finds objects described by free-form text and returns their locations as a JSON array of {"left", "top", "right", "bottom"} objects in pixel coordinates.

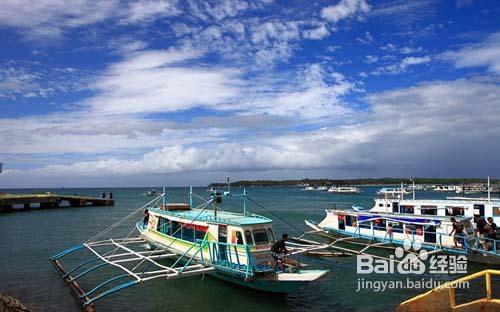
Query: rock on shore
[{"left": 0, "top": 294, "right": 30, "bottom": 312}]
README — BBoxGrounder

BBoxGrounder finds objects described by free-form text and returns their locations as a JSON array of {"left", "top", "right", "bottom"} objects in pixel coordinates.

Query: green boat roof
[{"left": 149, "top": 207, "right": 273, "bottom": 226}]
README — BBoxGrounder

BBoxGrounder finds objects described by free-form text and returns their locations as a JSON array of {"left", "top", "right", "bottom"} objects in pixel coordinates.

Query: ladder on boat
[{"left": 51, "top": 237, "right": 215, "bottom": 310}]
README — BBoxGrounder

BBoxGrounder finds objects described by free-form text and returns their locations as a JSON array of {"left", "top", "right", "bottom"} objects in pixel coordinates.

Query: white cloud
[
  {"left": 365, "top": 55, "right": 378, "bottom": 64},
  {"left": 321, "top": 0, "right": 370, "bottom": 23},
  {"left": 442, "top": 31, "right": 500, "bottom": 75},
  {"left": 371, "top": 56, "right": 431, "bottom": 75},
  {"left": 371, "top": 0, "right": 435, "bottom": 24},
  {"left": 86, "top": 48, "right": 241, "bottom": 115},
  {"left": 356, "top": 31, "right": 373, "bottom": 44},
  {"left": 303, "top": 24, "right": 330, "bottom": 40},
  {"left": 0, "top": 0, "right": 181, "bottom": 40},
  {"left": 123, "top": 0, "right": 180, "bottom": 23},
  {"left": 7, "top": 78, "right": 499, "bottom": 181},
  {"left": 399, "top": 46, "right": 423, "bottom": 54},
  {"left": 217, "top": 64, "right": 358, "bottom": 120}
]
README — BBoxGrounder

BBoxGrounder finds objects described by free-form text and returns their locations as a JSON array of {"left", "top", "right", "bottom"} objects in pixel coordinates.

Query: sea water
[{"left": 0, "top": 186, "right": 496, "bottom": 311}]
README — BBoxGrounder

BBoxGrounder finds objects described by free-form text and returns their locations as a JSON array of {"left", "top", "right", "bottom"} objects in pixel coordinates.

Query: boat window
[
  {"left": 359, "top": 221, "right": 370, "bottom": 229},
  {"left": 156, "top": 217, "right": 170, "bottom": 234},
  {"left": 445, "top": 207, "right": 465, "bottom": 217},
  {"left": 235, "top": 231, "right": 244, "bottom": 244},
  {"left": 245, "top": 230, "right": 254, "bottom": 245},
  {"left": 494, "top": 207, "right": 500, "bottom": 216},
  {"left": 252, "top": 229, "right": 269, "bottom": 245},
  {"left": 378, "top": 203, "right": 383, "bottom": 207},
  {"left": 171, "top": 221, "right": 181, "bottom": 238},
  {"left": 391, "top": 222, "right": 403, "bottom": 232},
  {"left": 372, "top": 219, "right": 386, "bottom": 230},
  {"left": 415, "top": 225, "right": 423, "bottom": 236},
  {"left": 421, "top": 206, "right": 437, "bottom": 216},
  {"left": 345, "top": 215, "right": 357, "bottom": 227},
  {"left": 182, "top": 224, "right": 195, "bottom": 242},
  {"left": 400, "top": 205, "right": 414, "bottom": 214},
  {"left": 338, "top": 215, "right": 346, "bottom": 230},
  {"left": 195, "top": 225, "right": 207, "bottom": 241},
  {"left": 267, "top": 228, "right": 275, "bottom": 242}
]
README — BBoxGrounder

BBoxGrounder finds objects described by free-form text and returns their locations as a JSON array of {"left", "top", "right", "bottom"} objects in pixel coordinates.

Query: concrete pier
[{"left": 0, "top": 193, "right": 114, "bottom": 213}]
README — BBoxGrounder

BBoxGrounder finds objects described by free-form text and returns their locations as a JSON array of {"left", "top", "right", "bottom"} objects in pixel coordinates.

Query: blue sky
[{"left": 1, "top": 0, "right": 499, "bottom": 187}]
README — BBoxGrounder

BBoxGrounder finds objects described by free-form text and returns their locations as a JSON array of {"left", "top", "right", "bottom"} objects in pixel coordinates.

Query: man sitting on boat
[{"left": 271, "top": 233, "right": 289, "bottom": 272}]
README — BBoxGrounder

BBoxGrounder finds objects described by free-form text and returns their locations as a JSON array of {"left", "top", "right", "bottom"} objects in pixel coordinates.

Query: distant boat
[
  {"left": 377, "top": 187, "right": 410, "bottom": 196},
  {"left": 316, "top": 186, "right": 328, "bottom": 191},
  {"left": 301, "top": 186, "right": 315, "bottom": 191},
  {"left": 352, "top": 205, "right": 365, "bottom": 211},
  {"left": 328, "top": 186, "right": 361, "bottom": 194},
  {"left": 433, "top": 185, "right": 459, "bottom": 192},
  {"left": 145, "top": 189, "right": 157, "bottom": 196}
]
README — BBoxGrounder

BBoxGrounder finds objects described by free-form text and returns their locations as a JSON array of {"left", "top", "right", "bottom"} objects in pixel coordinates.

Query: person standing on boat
[
  {"left": 271, "top": 233, "right": 289, "bottom": 272},
  {"left": 143, "top": 209, "right": 150, "bottom": 227},
  {"left": 387, "top": 223, "right": 393, "bottom": 242},
  {"left": 449, "top": 218, "right": 464, "bottom": 248},
  {"left": 484, "top": 217, "right": 497, "bottom": 250},
  {"left": 475, "top": 216, "right": 487, "bottom": 248}
]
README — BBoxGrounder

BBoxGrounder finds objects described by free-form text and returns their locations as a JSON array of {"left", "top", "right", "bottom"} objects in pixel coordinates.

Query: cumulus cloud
[
  {"left": 7, "top": 78, "right": 498, "bottom": 182},
  {"left": 442, "top": 31, "right": 500, "bottom": 75},
  {"left": 85, "top": 48, "right": 241, "bottom": 115},
  {"left": 321, "top": 0, "right": 370, "bottom": 23}
]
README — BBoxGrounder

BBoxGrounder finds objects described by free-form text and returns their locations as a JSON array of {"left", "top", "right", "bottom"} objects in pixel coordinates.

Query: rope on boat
[
  {"left": 247, "top": 197, "right": 304, "bottom": 236},
  {"left": 129, "top": 196, "right": 215, "bottom": 275},
  {"left": 86, "top": 194, "right": 164, "bottom": 243}
]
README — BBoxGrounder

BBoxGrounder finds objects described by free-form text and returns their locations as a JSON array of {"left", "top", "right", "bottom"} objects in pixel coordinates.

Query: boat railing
[
  {"left": 397, "top": 269, "right": 500, "bottom": 312},
  {"left": 200, "top": 240, "right": 272, "bottom": 279},
  {"left": 352, "top": 219, "right": 499, "bottom": 256}
]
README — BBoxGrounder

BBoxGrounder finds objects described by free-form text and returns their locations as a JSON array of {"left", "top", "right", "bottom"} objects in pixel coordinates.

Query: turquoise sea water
[{"left": 0, "top": 186, "right": 497, "bottom": 311}]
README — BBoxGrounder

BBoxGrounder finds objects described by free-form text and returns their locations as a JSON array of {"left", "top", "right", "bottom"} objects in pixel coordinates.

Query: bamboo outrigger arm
[{"left": 51, "top": 237, "right": 215, "bottom": 309}]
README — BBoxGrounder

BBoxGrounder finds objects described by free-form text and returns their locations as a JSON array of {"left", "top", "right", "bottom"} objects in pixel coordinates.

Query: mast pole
[
  {"left": 189, "top": 186, "right": 193, "bottom": 208},
  {"left": 162, "top": 186, "right": 166, "bottom": 207},
  {"left": 243, "top": 188, "right": 247, "bottom": 215},
  {"left": 488, "top": 176, "right": 491, "bottom": 203},
  {"left": 401, "top": 182, "right": 404, "bottom": 200},
  {"left": 412, "top": 179, "right": 415, "bottom": 200}
]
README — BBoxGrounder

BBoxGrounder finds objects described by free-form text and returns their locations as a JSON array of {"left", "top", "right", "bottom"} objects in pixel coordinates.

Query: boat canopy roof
[
  {"left": 327, "top": 209, "right": 470, "bottom": 222},
  {"left": 150, "top": 207, "right": 272, "bottom": 226},
  {"left": 375, "top": 198, "right": 500, "bottom": 205}
]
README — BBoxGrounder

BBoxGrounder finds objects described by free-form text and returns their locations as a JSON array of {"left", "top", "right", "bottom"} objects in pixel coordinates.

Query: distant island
[{"left": 208, "top": 178, "right": 499, "bottom": 188}]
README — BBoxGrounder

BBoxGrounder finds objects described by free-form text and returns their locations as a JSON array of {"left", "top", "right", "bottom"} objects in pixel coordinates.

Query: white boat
[
  {"left": 316, "top": 186, "right": 328, "bottom": 191},
  {"left": 51, "top": 187, "right": 329, "bottom": 309},
  {"left": 328, "top": 186, "right": 361, "bottom": 194},
  {"left": 377, "top": 187, "right": 411, "bottom": 196},
  {"left": 352, "top": 205, "right": 365, "bottom": 211},
  {"left": 307, "top": 195, "right": 500, "bottom": 264},
  {"left": 301, "top": 186, "right": 315, "bottom": 191},
  {"left": 145, "top": 189, "right": 157, "bottom": 196},
  {"left": 455, "top": 185, "right": 483, "bottom": 194},
  {"left": 434, "top": 185, "right": 459, "bottom": 192}
]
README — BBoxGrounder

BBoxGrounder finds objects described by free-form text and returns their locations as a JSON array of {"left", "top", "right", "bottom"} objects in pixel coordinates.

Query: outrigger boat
[
  {"left": 51, "top": 187, "right": 329, "bottom": 310},
  {"left": 302, "top": 193, "right": 500, "bottom": 264}
]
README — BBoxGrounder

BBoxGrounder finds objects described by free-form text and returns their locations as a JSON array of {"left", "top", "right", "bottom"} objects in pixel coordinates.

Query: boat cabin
[{"left": 370, "top": 198, "right": 500, "bottom": 225}]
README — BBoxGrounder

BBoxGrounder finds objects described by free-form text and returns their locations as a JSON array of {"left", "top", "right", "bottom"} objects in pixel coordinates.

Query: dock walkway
[{"left": 0, "top": 193, "right": 114, "bottom": 212}]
